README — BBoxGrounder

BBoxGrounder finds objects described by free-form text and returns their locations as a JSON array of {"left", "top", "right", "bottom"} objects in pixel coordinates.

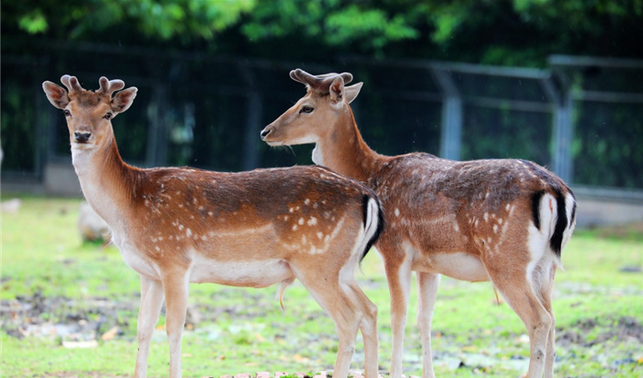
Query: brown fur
[
  {"left": 42, "top": 75, "right": 384, "bottom": 378},
  {"left": 262, "top": 69, "right": 577, "bottom": 378}
]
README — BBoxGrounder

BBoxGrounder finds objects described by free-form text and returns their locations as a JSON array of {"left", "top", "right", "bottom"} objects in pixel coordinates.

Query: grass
[{"left": 2, "top": 195, "right": 642, "bottom": 377}]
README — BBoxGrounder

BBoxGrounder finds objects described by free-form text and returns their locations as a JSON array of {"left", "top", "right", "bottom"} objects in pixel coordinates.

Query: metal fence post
[
  {"left": 552, "top": 93, "right": 574, "bottom": 183},
  {"left": 146, "top": 83, "right": 168, "bottom": 167},
  {"left": 240, "top": 64, "right": 262, "bottom": 171},
  {"left": 243, "top": 90, "right": 262, "bottom": 170},
  {"left": 540, "top": 75, "right": 573, "bottom": 183},
  {"left": 430, "top": 67, "right": 463, "bottom": 161}
]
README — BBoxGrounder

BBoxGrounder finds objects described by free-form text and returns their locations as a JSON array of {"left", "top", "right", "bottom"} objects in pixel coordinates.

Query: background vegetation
[
  {"left": 4, "top": 0, "right": 643, "bottom": 65},
  {"left": 3, "top": 0, "right": 643, "bottom": 189}
]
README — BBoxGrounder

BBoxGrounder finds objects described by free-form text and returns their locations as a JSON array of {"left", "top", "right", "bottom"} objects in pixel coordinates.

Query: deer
[
  {"left": 260, "top": 69, "right": 577, "bottom": 378},
  {"left": 42, "top": 75, "right": 385, "bottom": 378}
]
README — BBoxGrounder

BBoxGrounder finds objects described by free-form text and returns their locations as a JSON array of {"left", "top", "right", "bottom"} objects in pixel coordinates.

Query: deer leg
[
  {"left": 346, "top": 280, "right": 379, "bottom": 378},
  {"left": 162, "top": 271, "right": 190, "bottom": 378},
  {"left": 488, "top": 266, "right": 552, "bottom": 378},
  {"left": 296, "top": 271, "right": 362, "bottom": 378},
  {"left": 416, "top": 272, "right": 441, "bottom": 378},
  {"left": 134, "top": 276, "right": 164, "bottom": 378},
  {"left": 385, "top": 254, "right": 413, "bottom": 378},
  {"left": 539, "top": 264, "right": 558, "bottom": 378}
]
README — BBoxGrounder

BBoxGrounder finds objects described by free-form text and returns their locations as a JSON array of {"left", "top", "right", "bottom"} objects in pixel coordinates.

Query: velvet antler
[
  {"left": 97, "top": 76, "right": 126, "bottom": 97},
  {"left": 290, "top": 69, "right": 353, "bottom": 93},
  {"left": 60, "top": 75, "right": 85, "bottom": 93}
]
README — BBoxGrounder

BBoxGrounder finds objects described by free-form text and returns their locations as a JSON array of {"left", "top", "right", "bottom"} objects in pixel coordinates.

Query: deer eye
[
  {"left": 300, "top": 106, "right": 314, "bottom": 114},
  {"left": 103, "top": 112, "right": 113, "bottom": 120},
  {"left": 63, "top": 110, "right": 71, "bottom": 117}
]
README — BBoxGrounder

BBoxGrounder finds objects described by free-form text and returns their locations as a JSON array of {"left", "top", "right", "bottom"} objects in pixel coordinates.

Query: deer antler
[
  {"left": 290, "top": 69, "right": 353, "bottom": 92},
  {"left": 97, "top": 76, "right": 125, "bottom": 97},
  {"left": 60, "top": 75, "right": 85, "bottom": 93}
]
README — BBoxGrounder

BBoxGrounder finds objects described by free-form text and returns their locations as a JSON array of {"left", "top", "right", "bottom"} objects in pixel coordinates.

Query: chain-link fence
[{"left": 2, "top": 44, "right": 642, "bottom": 199}]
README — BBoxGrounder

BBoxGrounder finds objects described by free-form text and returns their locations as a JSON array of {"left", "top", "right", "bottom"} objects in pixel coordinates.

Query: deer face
[
  {"left": 260, "top": 69, "right": 362, "bottom": 147},
  {"left": 42, "top": 75, "right": 137, "bottom": 150},
  {"left": 261, "top": 90, "right": 333, "bottom": 146}
]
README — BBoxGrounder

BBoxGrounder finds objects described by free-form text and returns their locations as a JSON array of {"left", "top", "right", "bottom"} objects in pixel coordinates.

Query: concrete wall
[
  {"left": 43, "top": 162, "right": 83, "bottom": 197},
  {"left": 575, "top": 197, "right": 643, "bottom": 229}
]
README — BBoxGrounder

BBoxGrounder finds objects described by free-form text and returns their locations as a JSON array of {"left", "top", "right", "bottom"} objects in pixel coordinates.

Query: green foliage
[
  {"left": 5, "top": 0, "right": 254, "bottom": 43},
  {"left": 4, "top": 0, "right": 641, "bottom": 63},
  {"left": 242, "top": 1, "right": 418, "bottom": 51}
]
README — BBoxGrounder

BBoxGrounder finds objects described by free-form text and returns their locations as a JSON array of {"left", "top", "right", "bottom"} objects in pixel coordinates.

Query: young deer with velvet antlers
[
  {"left": 42, "top": 75, "right": 384, "bottom": 378},
  {"left": 261, "top": 69, "right": 577, "bottom": 378}
]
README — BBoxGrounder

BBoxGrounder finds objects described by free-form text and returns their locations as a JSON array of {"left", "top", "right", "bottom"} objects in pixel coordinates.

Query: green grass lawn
[{"left": 2, "top": 195, "right": 642, "bottom": 377}]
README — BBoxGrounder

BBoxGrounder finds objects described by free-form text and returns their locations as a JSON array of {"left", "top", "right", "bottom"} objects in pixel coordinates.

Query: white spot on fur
[
  {"left": 298, "top": 218, "right": 304, "bottom": 225},
  {"left": 317, "top": 232, "right": 323, "bottom": 240},
  {"left": 493, "top": 224, "right": 498, "bottom": 233},
  {"left": 178, "top": 224, "right": 184, "bottom": 231},
  {"left": 484, "top": 212, "right": 489, "bottom": 222},
  {"left": 394, "top": 208, "right": 400, "bottom": 217},
  {"left": 307, "top": 217, "right": 318, "bottom": 226},
  {"left": 186, "top": 228, "right": 192, "bottom": 237},
  {"left": 304, "top": 199, "right": 311, "bottom": 205}
]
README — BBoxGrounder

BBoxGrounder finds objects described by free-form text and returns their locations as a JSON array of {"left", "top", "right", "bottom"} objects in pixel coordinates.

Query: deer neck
[
  {"left": 72, "top": 136, "right": 138, "bottom": 229},
  {"left": 313, "top": 107, "right": 386, "bottom": 184}
]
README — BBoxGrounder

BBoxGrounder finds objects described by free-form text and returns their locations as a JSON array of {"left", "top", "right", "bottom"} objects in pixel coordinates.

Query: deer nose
[
  {"left": 74, "top": 131, "right": 92, "bottom": 143},
  {"left": 260, "top": 127, "right": 271, "bottom": 140}
]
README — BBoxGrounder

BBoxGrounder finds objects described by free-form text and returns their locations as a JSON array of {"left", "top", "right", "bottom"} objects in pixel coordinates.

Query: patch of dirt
[
  {"left": 0, "top": 291, "right": 137, "bottom": 342},
  {"left": 556, "top": 316, "right": 643, "bottom": 347},
  {"left": 594, "top": 221, "right": 643, "bottom": 241}
]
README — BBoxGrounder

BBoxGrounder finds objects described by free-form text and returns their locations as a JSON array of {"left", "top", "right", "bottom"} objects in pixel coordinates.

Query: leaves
[{"left": 4, "top": 0, "right": 642, "bottom": 63}]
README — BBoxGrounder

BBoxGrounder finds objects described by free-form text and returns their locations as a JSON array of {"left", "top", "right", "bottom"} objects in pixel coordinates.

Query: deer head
[
  {"left": 261, "top": 69, "right": 363, "bottom": 146},
  {"left": 42, "top": 75, "right": 138, "bottom": 150}
]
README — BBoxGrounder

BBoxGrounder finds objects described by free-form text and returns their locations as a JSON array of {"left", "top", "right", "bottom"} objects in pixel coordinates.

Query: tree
[{"left": 4, "top": 0, "right": 642, "bottom": 65}]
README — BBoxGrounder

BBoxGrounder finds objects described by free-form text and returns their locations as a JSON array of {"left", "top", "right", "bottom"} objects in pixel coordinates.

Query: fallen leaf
[{"left": 100, "top": 326, "right": 119, "bottom": 341}]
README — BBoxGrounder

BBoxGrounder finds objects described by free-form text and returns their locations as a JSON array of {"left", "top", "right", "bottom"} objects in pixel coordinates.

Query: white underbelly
[
  {"left": 414, "top": 251, "right": 489, "bottom": 282},
  {"left": 189, "top": 256, "right": 294, "bottom": 288}
]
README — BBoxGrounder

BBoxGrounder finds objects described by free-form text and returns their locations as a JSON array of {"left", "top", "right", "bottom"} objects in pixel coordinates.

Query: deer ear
[
  {"left": 345, "top": 82, "right": 363, "bottom": 104},
  {"left": 111, "top": 87, "right": 138, "bottom": 114},
  {"left": 329, "top": 77, "right": 345, "bottom": 104},
  {"left": 42, "top": 81, "right": 69, "bottom": 109}
]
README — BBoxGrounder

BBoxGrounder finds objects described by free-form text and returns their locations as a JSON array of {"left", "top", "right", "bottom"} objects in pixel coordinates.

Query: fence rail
[{"left": 1, "top": 44, "right": 642, "bottom": 201}]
